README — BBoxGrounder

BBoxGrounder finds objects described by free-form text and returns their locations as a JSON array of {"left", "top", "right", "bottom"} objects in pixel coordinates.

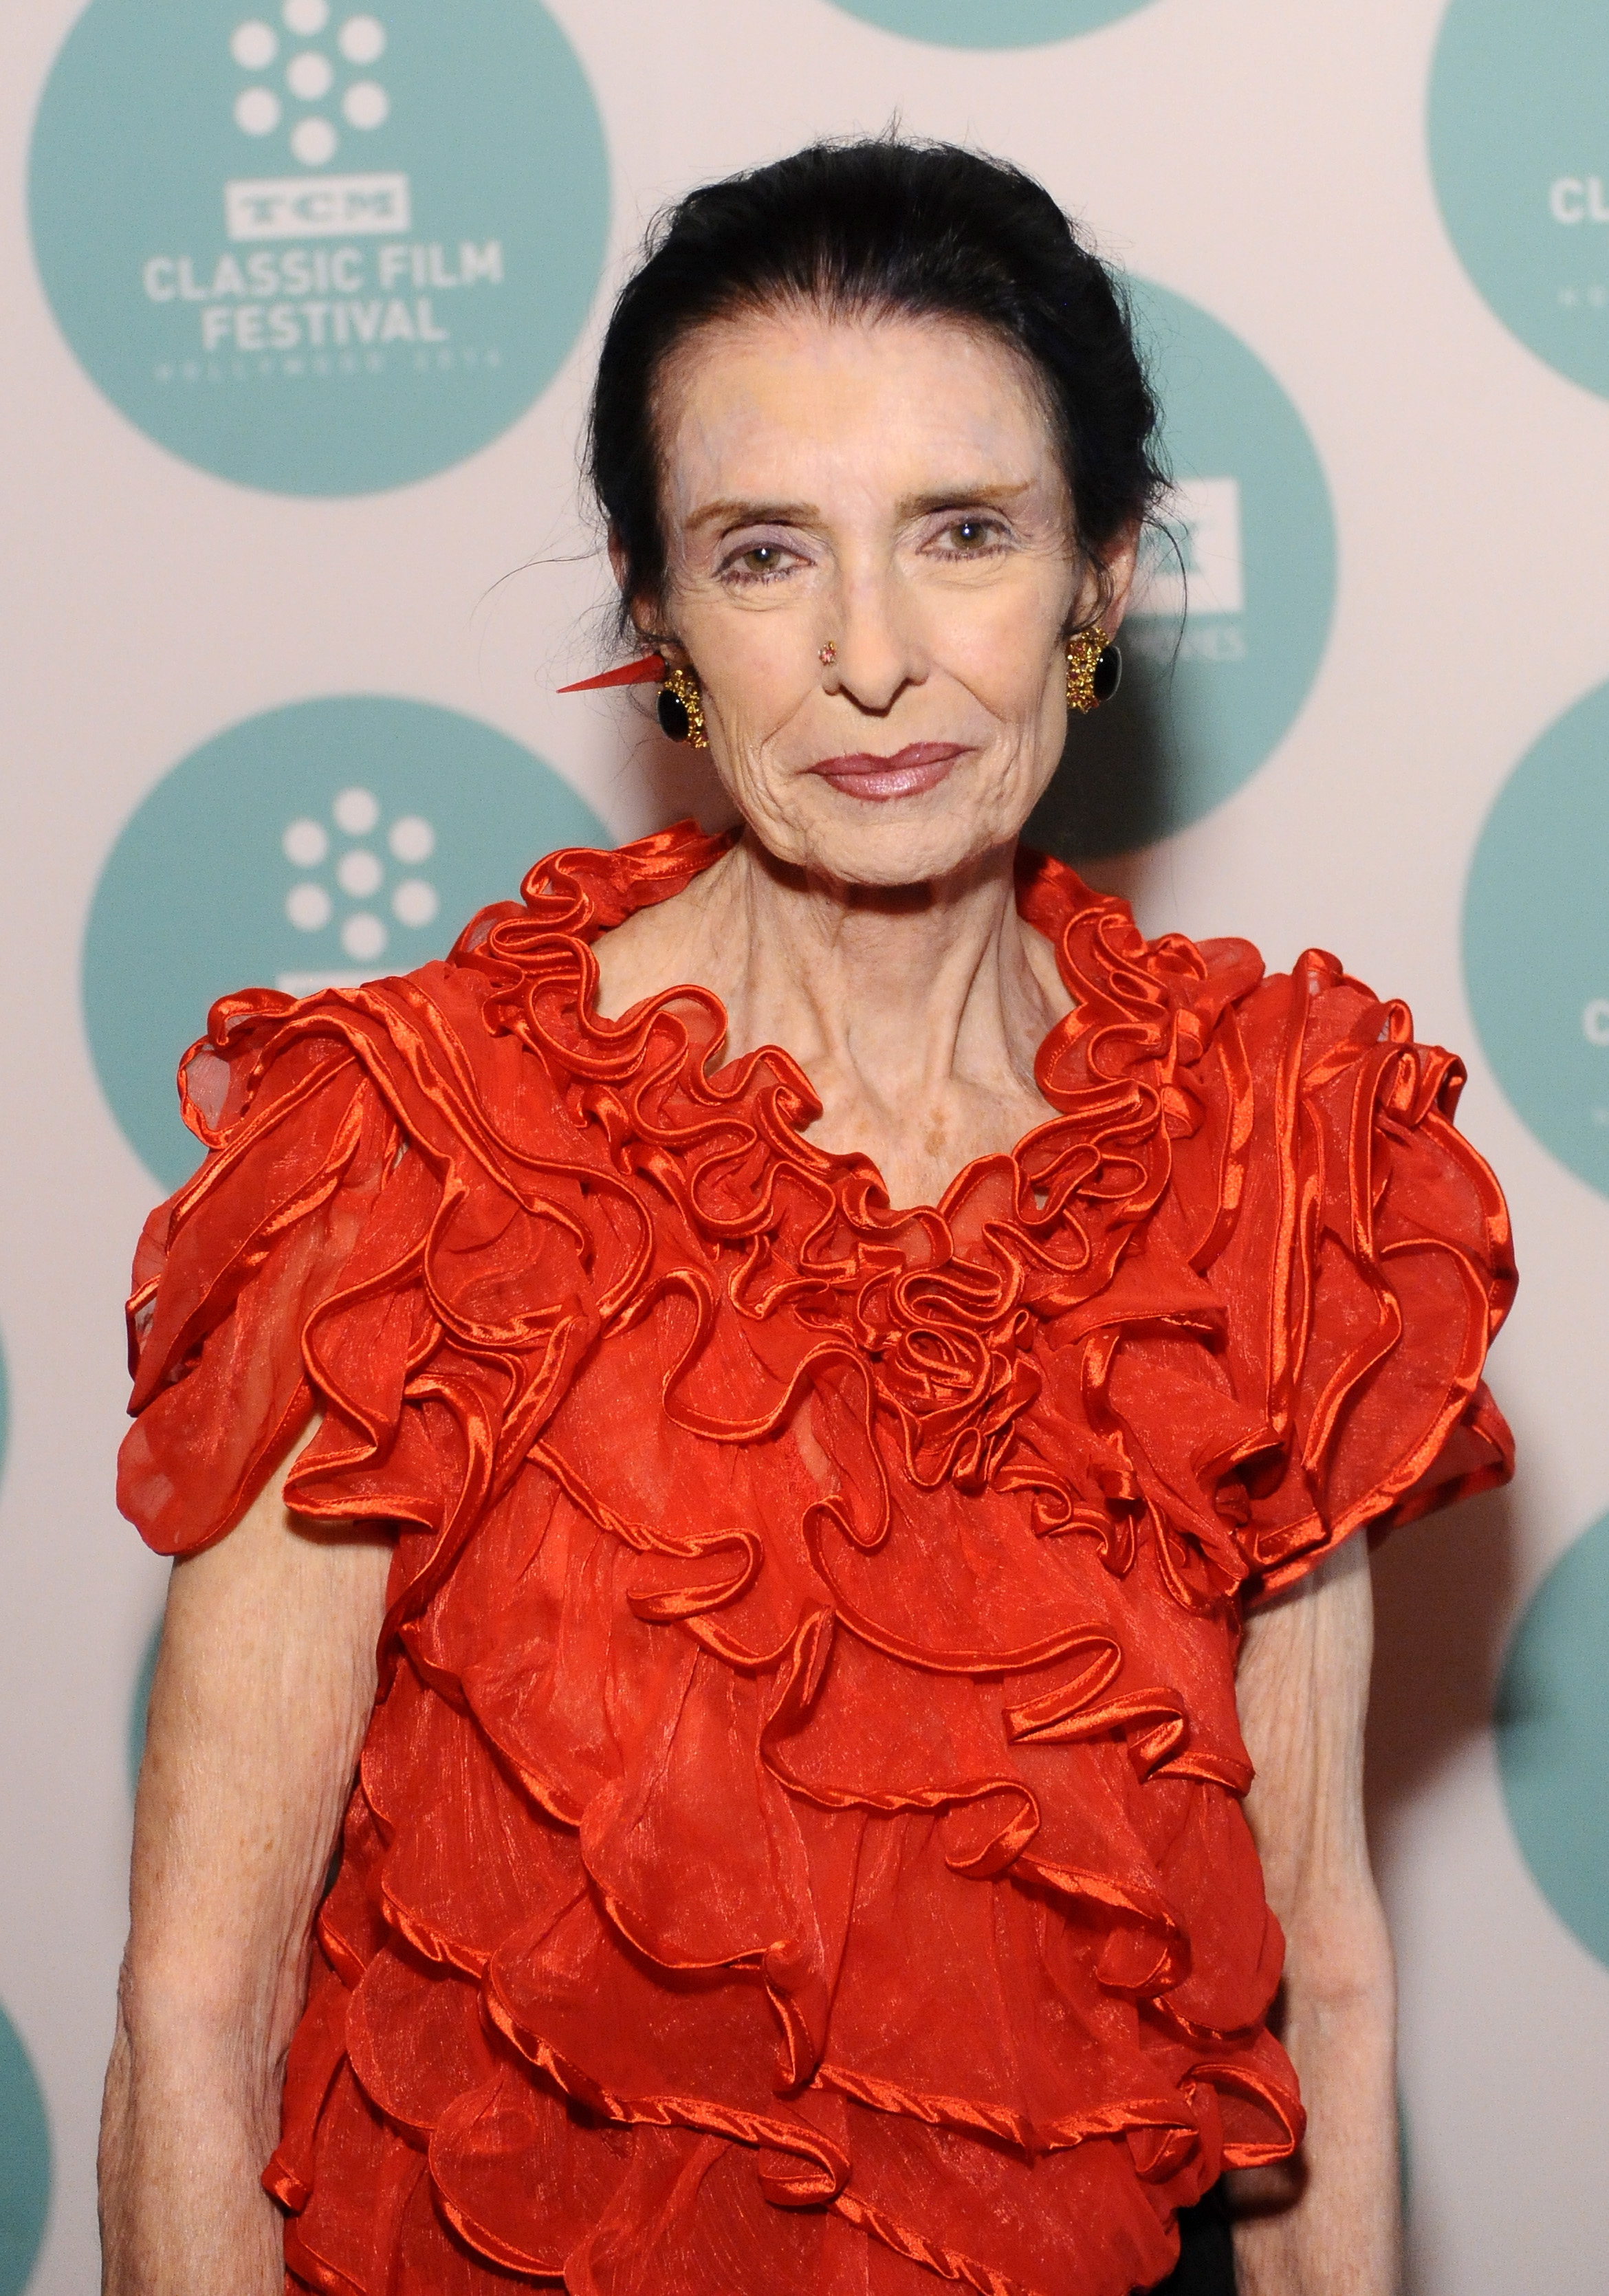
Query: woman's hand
[
  {"left": 98, "top": 1431, "right": 392, "bottom": 2295},
  {"left": 1227, "top": 1535, "right": 1401, "bottom": 2296}
]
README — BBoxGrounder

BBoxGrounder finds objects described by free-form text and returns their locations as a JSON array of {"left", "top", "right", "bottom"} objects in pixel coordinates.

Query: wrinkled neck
[{"left": 695, "top": 830, "right": 1069, "bottom": 1111}]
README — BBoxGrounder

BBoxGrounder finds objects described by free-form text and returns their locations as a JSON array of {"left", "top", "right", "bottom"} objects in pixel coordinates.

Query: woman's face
[{"left": 643, "top": 304, "right": 1135, "bottom": 888}]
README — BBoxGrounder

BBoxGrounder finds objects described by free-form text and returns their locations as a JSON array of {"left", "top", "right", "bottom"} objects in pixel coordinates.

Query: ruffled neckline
[
  {"left": 466, "top": 816, "right": 1259, "bottom": 1258},
  {"left": 564, "top": 824, "right": 1092, "bottom": 1220}
]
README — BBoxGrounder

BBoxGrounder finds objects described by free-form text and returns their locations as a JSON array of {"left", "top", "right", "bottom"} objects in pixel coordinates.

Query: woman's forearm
[
  {"left": 1229, "top": 1896, "right": 1401, "bottom": 2295},
  {"left": 100, "top": 1436, "right": 391, "bottom": 2293},
  {"left": 99, "top": 1991, "right": 287, "bottom": 2296},
  {"left": 1231, "top": 1540, "right": 1401, "bottom": 2293}
]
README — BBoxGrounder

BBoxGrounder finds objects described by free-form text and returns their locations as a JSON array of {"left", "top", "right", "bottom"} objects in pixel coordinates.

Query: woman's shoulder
[
  {"left": 1016, "top": 839, "right": 1482, "bottom": 1094},
  {"left": 1014, "top": 847, "right": 1517, "bottom": 1595},
  {"left": 119, "top": 835, "right": 704, "bottom": 1564}
]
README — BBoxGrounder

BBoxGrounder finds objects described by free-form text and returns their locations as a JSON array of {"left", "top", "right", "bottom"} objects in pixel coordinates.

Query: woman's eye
[
  {"left": 723, "top": 543, "right": 794, "bottom": 580},
  {"left": 943, "top": 518, "right": 1003, "bottom": 552}
]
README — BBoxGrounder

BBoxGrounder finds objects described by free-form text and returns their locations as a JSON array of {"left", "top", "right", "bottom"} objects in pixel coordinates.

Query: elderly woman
[{"left": 102, "top": 141, "right": 1513, "bottom": 2296}]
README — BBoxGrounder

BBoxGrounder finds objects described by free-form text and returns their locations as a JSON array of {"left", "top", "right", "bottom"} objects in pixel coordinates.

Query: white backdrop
[{"left": 3, "top": 2, "right": 1608, "bottom": 2290}]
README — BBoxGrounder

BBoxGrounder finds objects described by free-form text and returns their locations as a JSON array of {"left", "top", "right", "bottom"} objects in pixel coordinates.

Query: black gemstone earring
[
  {"left": 1065, "top": 626, "right": 1123, "bottom": 713},
  {"left": 656, "top": 664, "right": 708, "bottom": 747}
]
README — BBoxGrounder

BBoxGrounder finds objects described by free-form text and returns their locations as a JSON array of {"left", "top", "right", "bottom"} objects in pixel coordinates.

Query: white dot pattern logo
[
  {"left": 85, "top": 701, "right": 609, "bottom": 1184},
  {"left": 230, "top": 8, "right": 388, "bottom": 170},
  {"left": 280, "top": 785, "right": 441, "bottom": 991}
]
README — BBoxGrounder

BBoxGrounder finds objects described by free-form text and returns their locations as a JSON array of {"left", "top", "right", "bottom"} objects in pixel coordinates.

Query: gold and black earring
[
  {"left": 1065, "top": 626, "right": 1123, "bottom": 714},
  {"left": 656, "top": 664, "right": 708, "bottom": 747}
]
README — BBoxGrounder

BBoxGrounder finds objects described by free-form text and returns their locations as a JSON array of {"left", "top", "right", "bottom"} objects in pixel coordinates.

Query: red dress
[{"left": 120, "top": 824, "right": 1514, "bottom": 2296}]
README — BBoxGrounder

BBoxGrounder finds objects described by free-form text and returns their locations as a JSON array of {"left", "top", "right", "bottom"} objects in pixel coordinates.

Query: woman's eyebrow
[
  {"left": 897, "top": 481, "right": 1033, "bottom": 516},
  {"left": 684, "top": 498, "right": 820, "bottom": 534}
]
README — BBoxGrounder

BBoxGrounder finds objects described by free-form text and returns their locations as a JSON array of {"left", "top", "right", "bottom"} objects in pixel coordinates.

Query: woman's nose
[{"left": 826, "top": 569, "right": 926, "bottom": 714}]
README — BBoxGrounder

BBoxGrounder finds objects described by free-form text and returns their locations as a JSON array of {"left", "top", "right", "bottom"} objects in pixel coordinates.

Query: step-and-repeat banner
[{"left": 2, "top": 2, "right": 1606, "bottom": 2288}]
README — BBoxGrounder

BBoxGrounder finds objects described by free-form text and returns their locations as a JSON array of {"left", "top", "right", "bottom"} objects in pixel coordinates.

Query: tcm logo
[
  {"left": 226, "top": 171, "right": 410, "bottom": 240},
  {"left": 1132, "top": 478, "right": 1245, "bottom": 620}
]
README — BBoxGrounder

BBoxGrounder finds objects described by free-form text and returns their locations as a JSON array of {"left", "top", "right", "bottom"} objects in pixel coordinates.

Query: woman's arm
[
  {"left": 1227, "top": 1535, "right": 1401, "bottom": 2296},
  {"left": 99, "top": 1434, "right": 393, "bottom": 2295}
]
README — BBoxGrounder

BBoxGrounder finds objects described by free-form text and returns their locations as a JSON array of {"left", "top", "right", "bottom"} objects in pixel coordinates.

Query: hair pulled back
[{"left": 587, "top": 137, "right": 1165, "bottom": 637}]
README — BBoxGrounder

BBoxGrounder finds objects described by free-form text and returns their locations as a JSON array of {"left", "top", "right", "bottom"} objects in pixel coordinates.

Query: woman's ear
[
  {"left": 1064, "top": 522, "right": 1141, "bottom": 641},
  {"left": 609, "top": 531, "right": 681, "bottom": 659},
  {"left": 607, "top": 533, "right": 648, "bottom": 637},
  {"left": 1094, "top": 520, "right": 1142, "bottom": 636}
]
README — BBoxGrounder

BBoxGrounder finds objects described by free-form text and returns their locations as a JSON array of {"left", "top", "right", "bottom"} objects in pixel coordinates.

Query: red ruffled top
[{"left": 120, "top": 824, "right": 1515, "bottom": 2296}]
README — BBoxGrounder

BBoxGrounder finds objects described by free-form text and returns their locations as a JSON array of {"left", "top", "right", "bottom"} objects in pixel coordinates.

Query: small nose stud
[{"left": 818, "top": 641, "right": 837, "bottom": 667}]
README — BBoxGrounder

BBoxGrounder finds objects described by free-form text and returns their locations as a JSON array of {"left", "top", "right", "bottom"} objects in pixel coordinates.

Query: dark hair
[{"left": 587, "top": 136, "right": 1165, "bottom": 639}]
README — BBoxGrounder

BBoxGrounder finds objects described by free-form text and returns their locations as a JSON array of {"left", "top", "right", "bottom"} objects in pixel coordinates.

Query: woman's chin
[{"left": 756, "top": 793, "right": 1027, "bottom": 890}]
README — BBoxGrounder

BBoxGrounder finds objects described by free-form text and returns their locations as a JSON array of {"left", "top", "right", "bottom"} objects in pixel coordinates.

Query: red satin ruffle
[{"left": 120, "top": 824, "right": 1515, "bottom": 2296}]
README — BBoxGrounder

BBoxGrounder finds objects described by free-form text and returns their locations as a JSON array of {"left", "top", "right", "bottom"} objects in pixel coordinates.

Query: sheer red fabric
[{"left": 120, "top": 824, "right": 1515, "bottom": 2296}]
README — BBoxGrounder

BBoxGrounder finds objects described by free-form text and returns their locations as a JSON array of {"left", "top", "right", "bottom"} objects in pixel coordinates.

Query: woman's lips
[{"left": 811, "top": 743, "right": 966, "bottom": 800}]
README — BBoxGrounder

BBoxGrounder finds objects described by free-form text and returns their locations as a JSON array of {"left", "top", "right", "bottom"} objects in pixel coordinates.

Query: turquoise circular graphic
[
  {"left": 828, "top": 0, "right": 1155, "bottom": 43},
  {"left": 29, "top": 0, "right": 609, "bottom": 493},
  {"left": 0, "top": 2002, "right": 50, "bottom": 2296},
  {"left": 1496, "top": 1513, "right": 1609, "bottom": 1969},
  {"left": 1463, "top": 680, "right": 1609, "bottom": 1196},
  {"left": 1430, "top": 0, "right": 1609, "bottom": 398},
  {"left": 84, "top": 697, "right": 609, "bottom": 1189},
  {"left": 1029, "top": 281, "right": 1336, "bottom": 860}
]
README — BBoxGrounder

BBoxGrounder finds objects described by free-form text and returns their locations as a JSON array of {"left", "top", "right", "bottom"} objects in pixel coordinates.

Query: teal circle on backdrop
[
  {"left": 1029, "top": 280, "right": 1336, "bottom": 860},
  {"left": 83, "top": 696, "right": 609, "bottom": 1190},
  {"left": 1430, "top": 0, "right": 1609, "bottom": 398},
  {"left": 1496, "top": 1513, "right": 1609, "bottom": 1969},
  {"left": 827, "top": 0, "right": 1156, "bottom": 44},
  {"left": 29, "top": 0, "right": 609, "bottom": 494},
  {"left": 0, "top": 2002, "right": 50, "bottom": 2295},
  {"left": 1463, "top": 681, "right": 1609, "bottom": 1196}
]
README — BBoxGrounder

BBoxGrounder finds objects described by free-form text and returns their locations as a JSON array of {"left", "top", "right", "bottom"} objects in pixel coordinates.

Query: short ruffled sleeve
[
  {"left": 118, "top": 992, "right": 408, "bottom": 1557},
  {"left": 1208, "top": 950, "right": 1515, "bottom": 1601}
]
